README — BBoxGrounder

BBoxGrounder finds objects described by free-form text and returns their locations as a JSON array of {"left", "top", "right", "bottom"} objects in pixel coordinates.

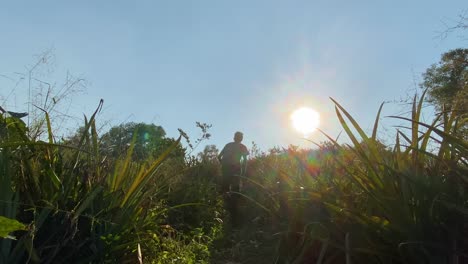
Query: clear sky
[{"left": 0, "top": 1, "right": 466, "bottom": 152}]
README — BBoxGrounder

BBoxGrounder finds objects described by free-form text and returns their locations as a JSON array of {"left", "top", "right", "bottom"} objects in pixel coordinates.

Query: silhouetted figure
[{"left": 218, "top": 131, "right": 249, "bottom": 227}]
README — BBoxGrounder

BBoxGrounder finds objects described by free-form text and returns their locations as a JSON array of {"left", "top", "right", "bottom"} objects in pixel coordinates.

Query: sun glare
[{"left": 291, "top": 107, "right": 320, "bottom": 136}]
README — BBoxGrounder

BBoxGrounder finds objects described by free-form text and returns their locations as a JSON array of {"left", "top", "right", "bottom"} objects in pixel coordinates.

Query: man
[
  {"left": 218, "top": 131, "right": 249, "bottom": 193},
  {"left": 218, "top": 131, "right": 249, "bottom": 227}
]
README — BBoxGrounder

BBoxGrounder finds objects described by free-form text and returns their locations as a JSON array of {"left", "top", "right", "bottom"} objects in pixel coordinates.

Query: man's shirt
[{"left": 219, "top": 142, "right": 249, "bottom": 166}]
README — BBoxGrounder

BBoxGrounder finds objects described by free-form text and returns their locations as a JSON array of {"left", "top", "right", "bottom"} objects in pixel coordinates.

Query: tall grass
[
  {"left": 0, "top": 101, "right": 182, "bottom": 263},
  {"left": 314, "top": 92, "right": 468, "bottom": 263},
  {"left": 245, "top": 92, "right": 467, "bottom": 263}
]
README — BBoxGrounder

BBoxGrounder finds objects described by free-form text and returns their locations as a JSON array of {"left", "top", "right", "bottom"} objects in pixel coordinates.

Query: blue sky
[{"left": 0, "top": 1, "right": 466, "bottom": 152}]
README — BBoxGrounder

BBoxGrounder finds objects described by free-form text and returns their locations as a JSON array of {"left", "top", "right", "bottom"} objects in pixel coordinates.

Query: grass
[
  {"left": 240, "top": 92, "right": 468, "bottom": 263},
  {"left": 0, "top": 101, "right": 191, "bottom": 263}
]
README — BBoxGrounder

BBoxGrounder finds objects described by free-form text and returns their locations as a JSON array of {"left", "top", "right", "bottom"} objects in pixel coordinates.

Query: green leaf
[
  {"left": 389, "top": 116, "right": 468, "bottom": 151},
  {"left": 73, "top": 186, "right": 104, "bottom": 219},
  {"left": 121, "top": 135, "right": 182, "bottom": 207},
  {"left": 372, "top": 102, "right": 385, "bottom": 141},
  {"left": 0, "top": 216, "right": 27, "bottom": 239},
  {"left": 35, "top": 106, "right": 54, "bottom": 144}
]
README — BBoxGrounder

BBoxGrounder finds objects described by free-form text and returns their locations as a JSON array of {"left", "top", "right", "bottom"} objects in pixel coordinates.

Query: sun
[{"left": 291, "top": 107, "right": 320, "bottom": 136}]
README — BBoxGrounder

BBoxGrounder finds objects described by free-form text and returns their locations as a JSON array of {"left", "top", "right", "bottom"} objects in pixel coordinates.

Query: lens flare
[{"left": 291, "top": 107, "right": 320, "bottom": 136}]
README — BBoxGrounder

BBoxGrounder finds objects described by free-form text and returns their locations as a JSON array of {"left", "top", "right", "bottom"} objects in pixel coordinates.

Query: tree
[
  {"left": 100, "top": 122, "right": 185, "bottom": 161},
  {"left": 421, "top": 48, "right": 468, "bottom": 116},
  {"left": 197, "top": 144, "right": 219, "bottom": 162}
]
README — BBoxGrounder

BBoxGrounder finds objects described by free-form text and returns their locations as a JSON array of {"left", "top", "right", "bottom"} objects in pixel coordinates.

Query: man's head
[{"left": 234, "top": 131, "right": 243, "bottom": 143}]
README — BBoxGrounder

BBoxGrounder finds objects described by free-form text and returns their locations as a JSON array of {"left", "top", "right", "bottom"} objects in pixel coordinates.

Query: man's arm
[
  {"left": 241, "top": 154, "right": 248, "bottom": 176},
  {"left": 240, "top": 145, "right": 249, "bottom": 176},
  {"left": 218, "top": 146, "right": 225, "bottom": 162}
]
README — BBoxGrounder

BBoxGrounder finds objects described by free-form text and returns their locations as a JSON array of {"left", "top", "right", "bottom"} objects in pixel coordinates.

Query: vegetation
[
  {"left": 421, "top": 48, "right": 467, "bottom": 117},
  {"left": 1, "top": 50, "right": 467, "bottom": 263},
  {"left": 0, "top": 101, "right": 219, "bottom": 263}
]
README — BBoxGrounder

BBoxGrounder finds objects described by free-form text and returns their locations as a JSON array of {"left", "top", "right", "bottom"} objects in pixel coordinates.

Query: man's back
[{"left": 219, "top": 142, "right": 248, "bottom": 166}]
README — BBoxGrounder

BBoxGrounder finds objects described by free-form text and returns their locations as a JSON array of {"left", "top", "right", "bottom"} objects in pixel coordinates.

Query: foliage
[
  {"left": 421, "top": 48, "right": 468, "bottom": 116},
  {"left": 197, "top": 144, "right": 220, "bottom": 162},
  {"left": 143, "top": 225, "right": 221, "bottom": 264},
  {"left": 0, "top": 102, "right": 186, "bottom": 263},
  {"left": 0, "top": 216, "right": 26, "bottom": 240},
  {"left": 99, "top": 122, "right": 186, "bottom": 161},
  {"left": 241, "top": 92, "right": 468, "bottom": 263}
]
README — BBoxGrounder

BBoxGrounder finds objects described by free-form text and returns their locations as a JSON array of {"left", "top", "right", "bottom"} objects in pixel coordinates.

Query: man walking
[
  {"left": 218, "top": 131, "right": 249, "bottom": 226},
  {"left": 218, "top": 131, "right": 249, "bottom": 193}
]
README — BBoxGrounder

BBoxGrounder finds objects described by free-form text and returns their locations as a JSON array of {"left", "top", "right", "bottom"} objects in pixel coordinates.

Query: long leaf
[
  {"left": 389, "top": 116, "right": 468, "bottom": 151},
  {"left": 372, "top": 102, "right": 385, "bottom": 141},
  {"left": 73, "top": 186, "right": 103, "bottom": 219},
  {"left": 121, "top": 135, "right": 182, "bottom": 207}
]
